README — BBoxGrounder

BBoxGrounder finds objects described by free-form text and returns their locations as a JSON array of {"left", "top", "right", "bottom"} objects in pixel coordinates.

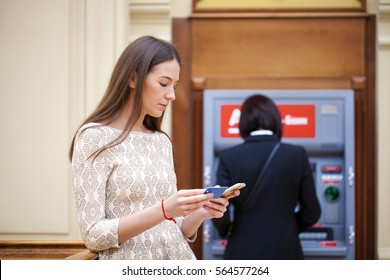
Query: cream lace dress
[{"left": 71, "top": 123, "right": 196, "bottom": 260}]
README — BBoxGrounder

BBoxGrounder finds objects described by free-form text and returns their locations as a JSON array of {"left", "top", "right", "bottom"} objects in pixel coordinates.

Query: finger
[
  {"left": 177, "top": 189, "right": 206, "bottom": 197},
  {"left": 177, "top": 192, "right": 213, "bottom": 205},
  {"left": 203, "top": 205, "right": 225, "bottom": 218},
  {"left": 210, "top": 197, "right": 229, "bottom": 206},
  {"left": 223, "top": 190, "right": 240, "bottom": 200},
  {"left": 173, "top": 195, "right": 212, "bottom": 215},
  {"left": 205, "top": 201, "right": 227, "bottom": 212},
  {"left": 185, "top": 198, "right": 212, "bottom": 212}
]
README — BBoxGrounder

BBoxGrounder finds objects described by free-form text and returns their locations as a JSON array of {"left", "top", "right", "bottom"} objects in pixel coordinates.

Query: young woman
[{"left": 69, "top": 36, "right": 238, "bottom": 260}]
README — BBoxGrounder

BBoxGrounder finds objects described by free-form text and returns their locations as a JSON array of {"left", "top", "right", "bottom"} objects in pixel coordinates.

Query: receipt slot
[{"left": 202, "top": 90, "right": 355, "bottom": 260}]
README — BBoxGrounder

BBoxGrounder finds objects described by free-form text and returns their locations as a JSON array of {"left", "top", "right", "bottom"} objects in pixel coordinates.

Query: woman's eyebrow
[
  {"left": 159, "top": 75, "right": 173, "bottom": 80},
  {"left": 159, "top": 76, "right": 179, "bottom": 83}
]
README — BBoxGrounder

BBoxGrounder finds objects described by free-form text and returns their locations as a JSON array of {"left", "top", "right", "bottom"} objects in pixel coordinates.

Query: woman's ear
[{"left": 129, "top": 72, "right": 137, "bottom": 89}]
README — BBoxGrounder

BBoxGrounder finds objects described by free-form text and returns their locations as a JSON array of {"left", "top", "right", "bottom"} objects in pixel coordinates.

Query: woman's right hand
[{"left": 163, "top": 189, "right": 213, "bottom": 218}]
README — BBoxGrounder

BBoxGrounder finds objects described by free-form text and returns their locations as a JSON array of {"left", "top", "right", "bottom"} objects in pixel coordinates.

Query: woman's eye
[{"left": 160, "top": 82, "right": 168, "bottom": 87}]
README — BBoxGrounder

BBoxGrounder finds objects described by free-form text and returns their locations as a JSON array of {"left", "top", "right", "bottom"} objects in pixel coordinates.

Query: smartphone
[
  {"left": 203, "top": 182, "right": 246, "bottom": 199},
  {"left": 221, "top": 182, "right": 246, "bottom": 198},
  {"left": 203, "top": 186, "right": 228, "bottom": 199}
]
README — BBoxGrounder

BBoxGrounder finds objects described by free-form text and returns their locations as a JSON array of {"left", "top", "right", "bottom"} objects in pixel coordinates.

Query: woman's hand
[
  {"left": 200, "top": 190, "right": 240, "bottom": 219},
  {"left": 163, "top": 189, "right": 213, "bottom": 218},
  {"left": 178, "top": 190, "right": 240, "bottom": 239}
]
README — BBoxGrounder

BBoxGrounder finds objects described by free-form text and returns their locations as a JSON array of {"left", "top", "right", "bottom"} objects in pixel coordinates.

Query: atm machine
[{"left": 202, "top": 89, "right": 355, "bottom": 260}]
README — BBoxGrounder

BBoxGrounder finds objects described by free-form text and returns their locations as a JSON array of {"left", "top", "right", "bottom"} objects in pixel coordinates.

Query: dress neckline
[{"left": 88, "top": 122, "right": 157, "bottom": 136}]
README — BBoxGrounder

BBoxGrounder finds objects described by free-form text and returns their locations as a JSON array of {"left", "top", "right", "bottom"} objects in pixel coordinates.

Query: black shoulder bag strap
[
  {"left": 242, "top": 142, "right": 281, "bottom": 206},
  {"left": 225, "top": 142, "right": 280, "bottom": 237}
]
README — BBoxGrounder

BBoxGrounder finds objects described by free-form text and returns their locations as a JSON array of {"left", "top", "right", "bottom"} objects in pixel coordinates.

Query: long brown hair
[{"left": 69, "top": 36, "right": 182, "bottom": 161}]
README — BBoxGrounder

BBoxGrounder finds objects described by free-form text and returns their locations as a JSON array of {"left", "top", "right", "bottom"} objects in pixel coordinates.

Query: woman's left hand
[
  {"left": 180, "top": 190, "right": 240, "bottom": 239},
  {"left": 201, "top": 190, "right": 240, "bottom": 219}
]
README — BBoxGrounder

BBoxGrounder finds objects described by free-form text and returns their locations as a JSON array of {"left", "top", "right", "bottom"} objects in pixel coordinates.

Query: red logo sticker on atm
[
  {"left": 221, "top": 105, "right": 242, "bottom": 138},
  {"left": 279, "top": 105, "right": 316, "bottom": 138},
  {"left": 220, "top": 104, "right": 315, "bottom": 138}
]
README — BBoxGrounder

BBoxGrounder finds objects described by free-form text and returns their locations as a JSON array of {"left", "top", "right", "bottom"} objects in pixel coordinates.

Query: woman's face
[{"left": 141, "top": 59, "right": 180, "bottom": 118}]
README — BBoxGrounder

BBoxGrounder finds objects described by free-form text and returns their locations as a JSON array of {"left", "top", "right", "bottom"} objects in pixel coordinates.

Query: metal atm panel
[{"left": 202, "top": 89, "right": 354, "bottom": 260}]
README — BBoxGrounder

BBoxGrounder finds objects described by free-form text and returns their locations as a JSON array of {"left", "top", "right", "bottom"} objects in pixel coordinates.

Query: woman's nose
[{"left": 166, "top": 88, "right": 176, "bottom": 100}]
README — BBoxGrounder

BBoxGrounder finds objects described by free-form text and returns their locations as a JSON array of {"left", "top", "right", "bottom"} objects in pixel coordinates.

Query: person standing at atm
[{"left": 212, "top": 94, "right": 321, "bottom": 260}]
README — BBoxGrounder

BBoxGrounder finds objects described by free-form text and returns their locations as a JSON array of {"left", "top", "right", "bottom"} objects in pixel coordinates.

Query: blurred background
[{"left": 0, "top": 0, "right": 388, "bottom": 260}]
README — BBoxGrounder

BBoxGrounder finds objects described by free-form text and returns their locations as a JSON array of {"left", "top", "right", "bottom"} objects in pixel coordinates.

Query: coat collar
[{"left": 244, "top": 134, "right": 279, "bottom": 143}]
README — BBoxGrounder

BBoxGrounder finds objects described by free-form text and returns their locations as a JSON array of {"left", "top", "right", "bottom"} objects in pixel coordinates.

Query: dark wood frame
[
  {"left": 172, "top": 12, "right": 377, "bottom": 260},
  {"left": 0, "top": 240, "right": 97, "bottom": 260}
]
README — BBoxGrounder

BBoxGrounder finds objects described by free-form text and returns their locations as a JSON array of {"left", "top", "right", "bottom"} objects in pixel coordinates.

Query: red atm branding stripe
[
  {"left": 320, "top": 241, "right": 338, "bottom": 247},
  {"left": 220, "top": 104, "right": 316, "bottom": 138}
]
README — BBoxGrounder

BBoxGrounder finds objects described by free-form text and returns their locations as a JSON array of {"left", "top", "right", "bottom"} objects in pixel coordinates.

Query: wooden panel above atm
[{"left": 190, "top": 14, "right": 367, "bottom": 89}]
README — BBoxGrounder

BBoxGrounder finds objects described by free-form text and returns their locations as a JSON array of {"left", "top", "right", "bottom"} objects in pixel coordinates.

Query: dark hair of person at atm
[{"left": 238, "top": 94, "right": 283, "bottom": 139}]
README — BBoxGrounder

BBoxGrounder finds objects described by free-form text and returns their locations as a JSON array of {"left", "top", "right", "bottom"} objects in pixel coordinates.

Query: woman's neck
[{"left": 105, "top": 101, "right": 148, "bottom": 132}]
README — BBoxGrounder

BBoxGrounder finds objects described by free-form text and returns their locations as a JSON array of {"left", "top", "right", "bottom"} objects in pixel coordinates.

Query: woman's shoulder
[
  {"left": 75, "top": 122, "right": 116, "bottom": 142},
  {"left": 76, "top": 122, "right": 102, "bottom": 135},
  {"left": 72, "top": 123, "right": 116, "bottom": 160},
  {"left": 151, "top": 131, "right": 173, "bottom": 148}
]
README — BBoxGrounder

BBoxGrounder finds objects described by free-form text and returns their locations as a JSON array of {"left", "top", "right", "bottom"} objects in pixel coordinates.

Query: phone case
[
  {"left": 204, "top": 186, "right": 228, "bottom": 198},
  {"left": 221, "top": 183, "right": 246, "bottom": 198}
]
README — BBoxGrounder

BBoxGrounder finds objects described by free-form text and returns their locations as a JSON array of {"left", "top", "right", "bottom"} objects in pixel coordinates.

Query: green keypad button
[{"left": 324, "top": 186, "right": 339, "bottom": 202}]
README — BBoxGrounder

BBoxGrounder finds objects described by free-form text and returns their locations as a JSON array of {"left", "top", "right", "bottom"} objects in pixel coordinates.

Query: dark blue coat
[{"left": 212, "top": 135, "right": 321, "bottom": 260}]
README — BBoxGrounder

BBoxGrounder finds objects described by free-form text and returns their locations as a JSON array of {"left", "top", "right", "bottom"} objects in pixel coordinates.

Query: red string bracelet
[{"left": 161, "top": 199, "right": 176, "bottom": 224}]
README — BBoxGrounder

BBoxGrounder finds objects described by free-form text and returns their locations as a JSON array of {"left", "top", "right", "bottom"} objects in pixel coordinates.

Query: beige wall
[
  {"left": 0, "top": 0, "right": 388, "bottom": 259},
  {"left": 0, "top": 0, "right": 76, "bottom": 239},
  {"left": 376, "top": 0, "right": 390, "bottom": 260}
]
